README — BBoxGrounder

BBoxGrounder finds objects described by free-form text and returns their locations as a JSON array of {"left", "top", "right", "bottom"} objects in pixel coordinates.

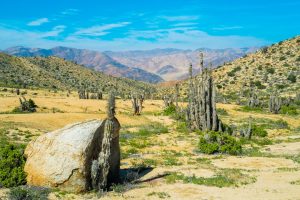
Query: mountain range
[
  {"left": 3, "top": 46, "right": 258, "bottom": 83},
  {"left": 0, "top": 52, "right": 154, "bottom": 94},
  {"left": 3, "top": 46, "right": 163, "bottom": 84}
]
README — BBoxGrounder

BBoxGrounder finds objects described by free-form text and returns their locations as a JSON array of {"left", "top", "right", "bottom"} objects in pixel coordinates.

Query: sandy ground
[{"left": 0, "top": 89, "right": 300, "bottom": 200}]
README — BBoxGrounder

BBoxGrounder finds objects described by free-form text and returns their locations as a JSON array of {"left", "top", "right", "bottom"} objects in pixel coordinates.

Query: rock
[{"left": 24, "top": 119, "right": 120, "bottom": 193}]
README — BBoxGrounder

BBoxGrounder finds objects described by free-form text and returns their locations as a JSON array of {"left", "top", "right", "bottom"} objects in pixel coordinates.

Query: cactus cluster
[
  {"left": 240, "top": 116, "right": 252, "bottom": 139},
  {"left": 186, "top": 53, "right": 223, "bottom": 132},
  {"left": 163, "top": 95, "right": 174, "bottom": 108},
  {"left": 131, "top": 93, "right": 144, "bottom": 115},
  {"left": 78, "top": 89, "right": 103, "bottom": 100},
  {"left": 18, "top": 97, "right": 37, "bottom": 112},
  {"left": 269, "top": 93, "right": 282, "bottom": 114},
  {"left": 247, "top": 89, "right": 261, "bottom": 108}
]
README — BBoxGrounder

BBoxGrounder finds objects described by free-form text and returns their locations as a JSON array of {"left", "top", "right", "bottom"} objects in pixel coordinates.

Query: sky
[{"left": 0, "top": 0, "right": 299, "bottom": 51}]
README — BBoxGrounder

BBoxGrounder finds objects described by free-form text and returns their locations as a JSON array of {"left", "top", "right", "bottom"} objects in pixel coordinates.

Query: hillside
[
  {"left": 4, "top": 46, "right": 163, "bottom": 83},
  {"left": 213, "top": 36, "right": 300, "bottom": 95},
  {"left": 105, "top": 47, "right": 258, "bottom": 81},
  {"left": 158, "top": 36, "right": 300, "bottom": 97},
  {"left": 0, "top": 53, "right": 155, "bottom": 94}
]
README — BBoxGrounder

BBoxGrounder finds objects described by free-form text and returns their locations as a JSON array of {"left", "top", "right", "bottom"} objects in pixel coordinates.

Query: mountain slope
[
  {"left": 0, "top": 53, "right": 155, "bottom": 94},
  {"left": 213, "top": 36, "right": 300, "bottom": 94},
  {"left": 158, "top": 36, "right": 300, "bottom": 97},
  {"left": 105, "top": 47, "right": 258, "bottom": 81},
  {"left": 4, "top": 46, "right": 163, "bottom": 83}
]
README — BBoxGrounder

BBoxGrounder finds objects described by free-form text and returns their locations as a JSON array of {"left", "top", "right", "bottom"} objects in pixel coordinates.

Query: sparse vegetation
[
  {"left": 0, "top": 143, "right": 27, "bottom": 187},
  {"left": 198, "top": 131, "right": 242, "bottom": 155}
]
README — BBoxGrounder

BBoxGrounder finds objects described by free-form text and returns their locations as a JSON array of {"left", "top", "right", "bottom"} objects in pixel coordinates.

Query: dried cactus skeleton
[{"left": 186, "top": 52, "right": 223, "bottom": 132}]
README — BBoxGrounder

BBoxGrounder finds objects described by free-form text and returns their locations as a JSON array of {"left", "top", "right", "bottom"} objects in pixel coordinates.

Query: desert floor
[{"left": 0, "top": 88, "right": 300, "bottom": 200}]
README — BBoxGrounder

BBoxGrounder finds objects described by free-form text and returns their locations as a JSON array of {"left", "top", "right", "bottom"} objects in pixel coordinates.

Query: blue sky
[{"left": 0, "top": 0, "right": 299, "bottom": 51}]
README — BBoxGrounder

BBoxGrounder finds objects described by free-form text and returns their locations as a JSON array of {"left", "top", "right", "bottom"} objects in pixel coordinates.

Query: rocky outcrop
[{"left": 24, "top": 119, "right": 120, "bottom": 193}]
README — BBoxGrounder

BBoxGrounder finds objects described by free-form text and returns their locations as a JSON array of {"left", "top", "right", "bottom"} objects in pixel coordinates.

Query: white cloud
[
  {"left": 74, "top": 22, "right": 131, "bottom": 37},
  {"left": 161, "top": 15, "right": 199, "bottom": 22},
  {"left": 27, "top": 18, "right": 49, "bottom": 26},
  {"left": 61, "top": 8, "right": 79, "bottom": 15},
  {"left": 172, "top": 22, "right": 198, "bottom": 27},
  {"left": 42, "top": 25, "right": 66, "bottom": 37},
  {"left": 212, "top": 26, "right": 243, "bottom": 31},
  {"left": 0, "top": 24, "right": 268, "bottom": 51}
]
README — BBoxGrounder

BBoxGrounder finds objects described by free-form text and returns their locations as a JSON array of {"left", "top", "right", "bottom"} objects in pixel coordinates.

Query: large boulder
[{"left": 24, "top": 119, "right": 120, "bottom": 193}]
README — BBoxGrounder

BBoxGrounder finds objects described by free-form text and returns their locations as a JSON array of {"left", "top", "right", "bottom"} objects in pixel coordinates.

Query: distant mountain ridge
[
  {"left": 4, "top": 46, "right": 258, "bottom": 82},
  {"left": 105, "top": 47, "right": 259, "bottom": 81},
  {"left": 0, "top": 52, "right": 155, "bottom": 94},
  {"left": 4, "top": 46, "right": 164, "bottom": 84}
]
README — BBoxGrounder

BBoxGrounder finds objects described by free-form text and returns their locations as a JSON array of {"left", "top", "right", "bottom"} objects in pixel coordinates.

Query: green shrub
[
  {"left": 287, "top": 74, "right": 297, "bottom": 83},
  {"left": 266, "top": 68, "right": 275, "bottom": 74},
  {"left": 0, "top": 143, "right": 27, "bottom": 187},
  {"left": 240, "top": 106, "right": 263, "bottom": 112},
  {"left": 280, "top": 105, "right": 298, "bottom": 115},
  {"left": 198, "top": 131, "right": 242, "bottom": 155},
  {"left": 217, "top": 108, "right": 229, "bottom": 116},
  {"left": 8, "top": 186, "right": 50, "bottom": 200},
  {"left": 252, "top": 125, "right": 268, "bottom": 137},
  {"left": 163, "top": 104, "right": 176, "bottom": 116},
  {"left": 273, "top": 119, "right": 289, "bottom": 129}
]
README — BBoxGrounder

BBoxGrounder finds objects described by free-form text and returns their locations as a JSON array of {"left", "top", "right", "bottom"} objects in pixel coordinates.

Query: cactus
[
  {"left": 186, "top": 53, "right": 223, "bottom": 132},
  {"left": 163, "top": 95, "right": 174, "bottom": 108},
  {"left": 240, "top": 116, "right": 252, "bottom": 139},
  {"left": 269, "top": 93, "right": 282, "bottom": 114},
  {"left": 91, "top": 92, "right": 121, "bottom": 190},
  {"left": 175, "top": 83, "right": 179, "bottom": 110},
  {"left": 247, "top": 88, "right": 260, "bottom": 108},
  {"left": 131, "top": 92, "right": 144, "bottom": 115},
  {"left": 107, "top": 92, "right": 116, "bottom": 119},
  {"left": 19, "top": 97, "right": 37, "bottom": 112}
]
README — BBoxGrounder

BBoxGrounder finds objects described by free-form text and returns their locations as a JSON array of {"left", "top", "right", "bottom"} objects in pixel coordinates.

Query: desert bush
[
  {"left": 287, "top": 74, "right": 297, "bottom": 83},
  {"left": 198, "top": 131, "right": 242, "bottom": 155},
  {"left": 240, "top": 106, "right": 263, "bottom": 112},
  {"left": 216, "top": 108, "right": 229, "bottom": 116},
  {"left": 0, "top": 143, "right": 27, "bottom": 187},
  {"left": 163, "top": 104, "right": 176, "bottom": 116},
  {"left": 8, "top": 186, "right": 50, "bottom": 200},
  {"left": 266, "top": 68, "right": 275, "bottom": 74},
  {"left": 280, "top": 105, "right": 298, "bottom": 115},
  {"left": 272, "top": 119, "right": 289, "bottom": 129},
  {"left": 251, "top": 125, "right": 268, "bottom": 137}
]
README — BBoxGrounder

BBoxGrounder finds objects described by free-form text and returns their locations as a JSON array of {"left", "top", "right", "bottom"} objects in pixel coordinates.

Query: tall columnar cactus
[
  {"left": 186, "top": 53, "right": 223, "bottom": 132},
  {"left": 131, "top": 92, "right": 144, "bottom": 115},
  {"left": 163, "top": 95, "right": 174, "bottom": 108},
  {"left": 97, "top": 90, "right": 103, "bottom": 100},
  {"left": 247, "top": 88, "right": 260, "bottom": 108},
  {"left": 107, "top": 92, "right": 116, "bottom": 119},
  {"left": 175, "top": 83, "right": 179, "bottom": 110},
  {"left": 295, "top": 93, "right": 300, "bottom": 102},
  {"left": 240, "top": 116, "right": 252, "bottom": 139},
  {"left": 91, "top": 92, "right": 121, "bottom": 190},
  {"left": 269, "top": 93, "right": 282, "bottom": 114}
]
